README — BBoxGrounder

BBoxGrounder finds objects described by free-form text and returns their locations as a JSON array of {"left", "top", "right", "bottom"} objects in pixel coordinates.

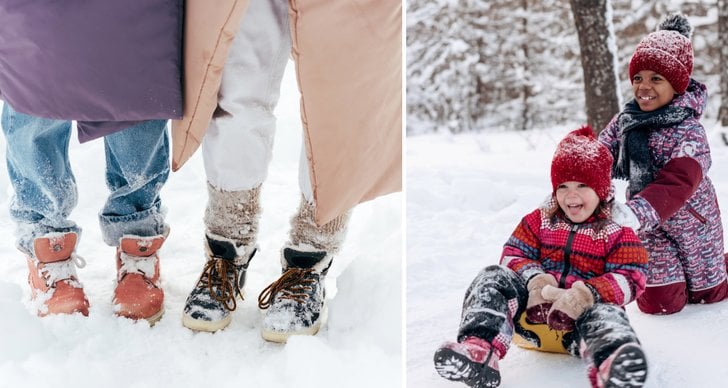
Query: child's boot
[
  {"left": 434, "top": 336, "right": 502, "bottom": 388},
  {"left": 258, "top": 247, "right": 332, "bottom": 342},
  {"left": 182, "top": 184, "right": 262, "bottom": 332},
  {"left": 182, "top": 232, "right": 256, "bottom": 332},
  {"left": 257, "top": 197, "right": 349, "bottom": 342},
  {"left": 113, "top": 234, "right": 166, "bottom": 323},
  {"left": 591, "top": 342, "right": 647, "bottom": 388},
  {"left": 27, "top": 232, "right": 89, "bottom": 316}
]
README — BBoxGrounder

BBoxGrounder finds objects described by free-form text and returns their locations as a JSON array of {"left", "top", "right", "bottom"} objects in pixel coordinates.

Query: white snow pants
[{"left": 202, "top": 0, "right": 312, "bottom": 201}]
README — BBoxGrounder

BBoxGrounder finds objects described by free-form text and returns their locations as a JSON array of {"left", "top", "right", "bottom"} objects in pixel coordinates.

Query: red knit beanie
[
  {"left": 551, "top": 125, "right": 613, "bottom": 201},
  {"left": 629, "top": 14, "right": 693, "bottom": 94}
]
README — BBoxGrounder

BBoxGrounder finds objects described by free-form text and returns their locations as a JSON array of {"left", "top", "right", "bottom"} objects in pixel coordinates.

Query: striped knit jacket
[{"left": 501, "top": 201, "right": 649, "bottom": 306}]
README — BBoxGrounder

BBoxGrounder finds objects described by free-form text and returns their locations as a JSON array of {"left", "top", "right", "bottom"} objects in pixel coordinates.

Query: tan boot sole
[
  {"left": 115, "top": 307, "right": 164, "bottom": 326},
  {"left": 182, "top": 314, "right": 232, "bottom": 333},
  {"left": 260, "top": 305, "right": 328, "bottom": 343},
  {"left": 146, "top": 308, "right": 165, "bottom": 326}
]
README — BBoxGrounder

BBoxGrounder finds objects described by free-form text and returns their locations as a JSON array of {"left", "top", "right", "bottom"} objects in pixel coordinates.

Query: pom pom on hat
[
  {"left": 629, "top": 13, "right": 693, "bottom": 94},
  {"left": 551, "top": 125, "right": 613, "bottom": 201}
]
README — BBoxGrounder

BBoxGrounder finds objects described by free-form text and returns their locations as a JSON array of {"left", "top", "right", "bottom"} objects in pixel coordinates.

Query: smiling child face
[
  {"left": 631, "top": 70, "right": 677, "bottom": 112},
  {"left": 555, "top": 181, "right": 600, "bottom": 223}
]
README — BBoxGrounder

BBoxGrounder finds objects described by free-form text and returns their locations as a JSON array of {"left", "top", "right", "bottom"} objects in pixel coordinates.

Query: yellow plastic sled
[{"left": 512, "top": 312, "right": 570, "bottom": 354}]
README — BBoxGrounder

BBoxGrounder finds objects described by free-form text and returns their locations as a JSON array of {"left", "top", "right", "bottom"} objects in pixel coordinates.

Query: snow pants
[
  {"left": 458, "top": 265, "right": 642, "bottom": 372},
  {"left": 630, "top": 190, "right": 728, "bottom": 315}
]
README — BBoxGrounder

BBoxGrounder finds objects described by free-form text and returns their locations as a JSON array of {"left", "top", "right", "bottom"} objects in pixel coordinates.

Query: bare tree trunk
[
  {"left": 719, "top": 0, "right": 728, "bottom": 132},
  {"left": 569, "top": 0, "right": 620, "bottom": 133},
  {"left": 520, "top": 0, "right": 531, "bottom": 131}
]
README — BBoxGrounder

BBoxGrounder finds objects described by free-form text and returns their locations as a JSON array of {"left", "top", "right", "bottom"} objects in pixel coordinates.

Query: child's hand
[
  {"left": 611, "top": 202, "right": 641, "bottom": 231},
  {"left": 541, "top": 281, "right": 594, "bottom": 331},
  {"left": 525, "top": 273, "right": 558, "bottom": 324}
]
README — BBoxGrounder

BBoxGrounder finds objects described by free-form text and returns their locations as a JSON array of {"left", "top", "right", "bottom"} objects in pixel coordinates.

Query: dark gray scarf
[{"left": 614, "top": 100, "right": 692, "bottom": 197}]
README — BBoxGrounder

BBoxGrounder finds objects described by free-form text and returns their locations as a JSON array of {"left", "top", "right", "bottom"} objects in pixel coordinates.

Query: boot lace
[
  {"left": 257, "top": 268, "right": 315, "bottom": 309},
  {"left": 118, "top": 252, "right": 157, "bottom": 280},
  {"left": 39, "top": 253, "right": 87, "bottom": 288},
  {"left": 200, "top": 258, "right": 243, "bottom": 311}
]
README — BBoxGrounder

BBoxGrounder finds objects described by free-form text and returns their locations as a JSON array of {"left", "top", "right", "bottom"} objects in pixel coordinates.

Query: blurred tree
[
  {"left": 406, "top": 0, "right": 721, "bottom": 135},
  {"left": 719, "top": 0, "right": 728, "bottom": 130},
  {"left": 569, "top": 0, "right": 620, "bottom": 133}
]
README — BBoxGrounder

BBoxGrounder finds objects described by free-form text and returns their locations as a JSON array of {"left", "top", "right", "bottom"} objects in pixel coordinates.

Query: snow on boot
[
  {"left": 182, "top": 232, "right": 256, "bottom": 332},
  {"left": 594, "top": 342, "right": 647, "bottom": 388},
  {"left": 258, "top": 247, "right": 332, "bottom": 343},
  {"left": 27, "top": 232, "right": 89, "bottom": 316},
  {"left": 434, "top": 336, "right": 501, "bottom": 388},
  {"left": 113, "top": 234, "right": 165, "bottom": 323}
]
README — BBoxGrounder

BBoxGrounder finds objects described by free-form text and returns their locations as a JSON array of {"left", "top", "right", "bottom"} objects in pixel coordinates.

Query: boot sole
[
  {"left": 115, "top": 308, "right": 165, "bottom": 326},
  {"left": 146, "top": 309, "right": 165, "bottom": 326},
  {"left": 260, "top": 305, "right": 328, "bottom": 343},
  {"left": 603, "top": 343, "right": 648, "bottom": 388},
  {"left": 433, "top": 347, "right": 500, "bottom": 388},
  {"left": 182, "top": 313, "right": 233, "bottom": 332}
]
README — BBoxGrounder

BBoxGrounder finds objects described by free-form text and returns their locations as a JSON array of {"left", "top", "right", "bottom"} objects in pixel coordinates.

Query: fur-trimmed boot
[
  {"left": 113, "top": 233, "right": 166, "bottom": 323},
  {"left": 182, "top": 184, "right": 262, "bottom": 332},
  {"left": 27, "top": 232, "right": 89, "bottom": 316},
  {"left": 182, "top": 233, "right": 256, "bottom": 332},
  {"left": 258, "top": 247, "right": 332, "bottom": 342},
  {"left": 257, "top": 196, "right": 349, "bottom": 342}
]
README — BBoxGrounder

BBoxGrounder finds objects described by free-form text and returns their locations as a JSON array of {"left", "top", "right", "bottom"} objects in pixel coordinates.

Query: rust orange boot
[
  {"left": 113, "top": 234, "right": 165, "bottom": 323},
  {"left": 27, "top": 232, "right": 90, "bottom": 316}
]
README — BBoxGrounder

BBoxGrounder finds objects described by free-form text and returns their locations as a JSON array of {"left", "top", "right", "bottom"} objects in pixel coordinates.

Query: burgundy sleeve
[{"left": 636, "top": 157, "right": 702, "bottom": 222}]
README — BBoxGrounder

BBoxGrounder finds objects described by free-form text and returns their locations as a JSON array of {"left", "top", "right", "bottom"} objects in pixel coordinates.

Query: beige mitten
[
  {"left": 525, "top": 273, "right": 558, "bottom": 324},
  {"left": 541, "top": 281, "right": 595, "bottom": 331}
]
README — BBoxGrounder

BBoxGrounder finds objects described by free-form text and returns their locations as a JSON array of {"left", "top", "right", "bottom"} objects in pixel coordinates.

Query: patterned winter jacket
[
  {"left": 501, "top": 202, "right": 648, "bottom": 306},
  {"left": 598, "top": 79, "right": 720, "bottom": 233}
]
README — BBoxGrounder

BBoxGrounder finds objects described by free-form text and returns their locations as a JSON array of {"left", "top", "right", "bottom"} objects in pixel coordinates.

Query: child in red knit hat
[
  {"left": 599, "top": 14, "right": 728, "bottom": 315},
  {"left": 434, "top": 126, "right": 650, "bottom": 388}
]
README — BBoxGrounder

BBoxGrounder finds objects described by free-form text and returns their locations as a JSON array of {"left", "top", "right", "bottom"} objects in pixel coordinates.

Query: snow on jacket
[
  {"left": 171, "top": 0, "right": 402, "bottom": 225},
  {"left": 501, "top": 202, "right": 648, "bottom": 306},
  {"left": 598, "top": 79, "right": 720, "bottom": 233},
  {"left": 0, "top": 0, "right": 183, "bottom": 142}
]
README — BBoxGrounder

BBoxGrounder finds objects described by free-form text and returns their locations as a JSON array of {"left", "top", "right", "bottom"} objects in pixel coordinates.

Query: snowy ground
[
  {"left": 0, "top": 64, "right": 403, "bottom": 388},
  {"left": 407, "top": 126, "right": 728, "bottom": 388}
]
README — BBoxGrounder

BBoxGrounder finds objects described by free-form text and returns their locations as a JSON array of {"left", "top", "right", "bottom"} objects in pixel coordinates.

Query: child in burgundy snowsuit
[
  {"left": 434, "top": 127, "right": 649, "bottom": 388},
  {"left": 599, "top": 14, "right": 728, "bottom": 315}
]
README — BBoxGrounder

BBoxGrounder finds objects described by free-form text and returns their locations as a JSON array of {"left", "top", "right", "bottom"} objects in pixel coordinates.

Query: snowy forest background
[
  {"left": 406, "top": 1, "right": 728, "bottom": 387},
  {"left": 407, "top": 0, "right": 728, "bottom": 134}
]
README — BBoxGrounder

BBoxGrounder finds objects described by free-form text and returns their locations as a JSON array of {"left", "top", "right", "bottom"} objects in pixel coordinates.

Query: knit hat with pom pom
[
  {"left": 551, "top": 125, "right": 613, "bottom": 201},
  {"left": 629, "top": 13, "right": 693, "bottom": 94}
]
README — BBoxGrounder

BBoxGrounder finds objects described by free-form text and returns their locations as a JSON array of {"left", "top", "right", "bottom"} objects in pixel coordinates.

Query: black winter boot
[
  {"left": 257, "top": 247, "right": 332, "bottom": 342},
  {"left": 182, "top": 232, "right": 256, "bottom": 332},
  {"left": 256, "top": 196, "right": 349, "bottom": 342}
]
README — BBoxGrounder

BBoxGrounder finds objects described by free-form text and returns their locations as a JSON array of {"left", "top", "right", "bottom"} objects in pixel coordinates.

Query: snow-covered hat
[
  {"left": 629, "top": 14, "right": 693, "bottom": 94},
  {"left": 550, "top": 125, "right": 613, "bottom": 201}
]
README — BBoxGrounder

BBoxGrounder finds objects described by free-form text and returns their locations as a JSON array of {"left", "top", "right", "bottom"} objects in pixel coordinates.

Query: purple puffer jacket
[
  {"left": 599, "top": 79, "right": 725, "bottom": 289},
  {"left": 0, "top": 0, "right": 183, "bottom": 142}
]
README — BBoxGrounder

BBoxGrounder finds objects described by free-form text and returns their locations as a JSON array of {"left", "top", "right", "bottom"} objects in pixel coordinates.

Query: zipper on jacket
[
  {"left": 559, "top": 224, "right": 579, "bottom": 288},
  {"left": 687, "top": 205, "right": 707, "bottom": 224}
]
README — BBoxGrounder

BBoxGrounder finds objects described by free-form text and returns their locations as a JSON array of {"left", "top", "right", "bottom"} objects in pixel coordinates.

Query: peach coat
[{"left": 172, "top": 0, "right": 402, "bottom": 225}]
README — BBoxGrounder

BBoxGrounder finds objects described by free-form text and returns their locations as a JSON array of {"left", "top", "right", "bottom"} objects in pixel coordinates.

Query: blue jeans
[{"left": 1, "top": 104, "right": 169, "bottom": 255}]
